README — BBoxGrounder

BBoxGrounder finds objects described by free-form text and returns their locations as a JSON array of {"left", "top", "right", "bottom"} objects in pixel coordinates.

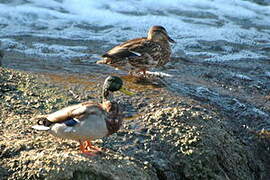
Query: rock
[
  {"left": 0, "top": 68, "right": 268, "bottom": 179},
  {"left": 0, "top": 68, "right": 157, "bottom": 180}
]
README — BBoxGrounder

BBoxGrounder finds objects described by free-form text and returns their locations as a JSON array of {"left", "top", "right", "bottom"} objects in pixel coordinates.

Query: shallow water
[{"left": 1, "top": 0, "right": 270, "bottom": 130}]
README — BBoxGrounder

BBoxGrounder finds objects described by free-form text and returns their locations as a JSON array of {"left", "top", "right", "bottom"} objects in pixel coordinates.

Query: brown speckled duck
[
  {"left": 32, "top": 76, "right": 133, "bottom": 156},
  {"left": 97, "top": 26, "right": 175, "bottom": 76}
]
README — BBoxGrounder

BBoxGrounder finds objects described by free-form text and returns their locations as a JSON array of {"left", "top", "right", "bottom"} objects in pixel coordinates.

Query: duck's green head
[
  {"left": 102, "top": 76, "right": 133, "bottom": 99},
  {"left": 148, "top": 25, "right": 175, "bottom": 43}
]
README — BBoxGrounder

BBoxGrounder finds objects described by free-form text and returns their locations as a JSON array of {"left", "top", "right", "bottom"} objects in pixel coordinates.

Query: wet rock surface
[
  {"left": 1, "top": 68, "right": 269, "bottom": 179},
  {"left": 0, "top": 68, "right": 157, "bottom": 180}
]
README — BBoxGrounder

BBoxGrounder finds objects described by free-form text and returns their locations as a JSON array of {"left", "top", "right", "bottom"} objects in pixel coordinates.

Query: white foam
[
  {"left": 17, "top": 42, "right": 88, "bottom": 59},
  {"left": 231, "top": 73, "right": 253, "bottom": 81},
  {"left": 252, "top": 108, "right": 269, "bottom": 117},
  {"left": 265, "top": 72, "right": 270, "bottom": 77},
  {"left": 1, "top": 0, "right": 269, "bottom": 35},
  {"left": 1, "top": 38, "right": 27, "bottom": 50},
  {"left": 203, "top": 50, "right": 267, "bottom": 62}
]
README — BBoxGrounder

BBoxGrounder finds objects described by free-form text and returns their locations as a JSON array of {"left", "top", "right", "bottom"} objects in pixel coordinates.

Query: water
[
  {"left": 0, "top": 0, "right": 270, "bottom": 65},
  {"left": 1, "top": 0, "right": 270, "bottom": 130}
]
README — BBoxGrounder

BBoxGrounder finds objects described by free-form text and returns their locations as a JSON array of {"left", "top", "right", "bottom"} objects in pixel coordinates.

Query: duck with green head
[
  {"left": 32, "top": 76, "right": 133, "bottom": 156},
  {"left": 97, "top": 25, "right": 175, "bottom": 76}
]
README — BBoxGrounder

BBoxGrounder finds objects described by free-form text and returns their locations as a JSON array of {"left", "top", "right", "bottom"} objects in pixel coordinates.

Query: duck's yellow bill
[{"left": 120, "top": 87, "right": 135, "bottom": 96}]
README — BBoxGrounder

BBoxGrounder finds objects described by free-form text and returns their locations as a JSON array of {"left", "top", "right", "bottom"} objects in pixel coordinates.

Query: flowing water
[
  {"left": 1, "top": 0, "right": 270, "bottom": 130},
  {"left": 1, "top": 0, "right": 270, "bottom": 70}
]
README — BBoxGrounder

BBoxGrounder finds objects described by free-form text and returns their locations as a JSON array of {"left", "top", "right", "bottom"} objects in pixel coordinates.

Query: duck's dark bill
[
  {"left": 120, "top": 87, "right": 134, "bottom": 96},
  {"left": 168, "top": 36, "right": 176, "bottom": 43}
]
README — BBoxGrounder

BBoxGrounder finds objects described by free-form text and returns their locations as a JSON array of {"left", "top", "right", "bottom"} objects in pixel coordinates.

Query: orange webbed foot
[
  {"left": 85, "top": 140, "right": 102, "bottom": 152},
  {"left": 79, "top": 140, "right": 102, "bottom": 156}
]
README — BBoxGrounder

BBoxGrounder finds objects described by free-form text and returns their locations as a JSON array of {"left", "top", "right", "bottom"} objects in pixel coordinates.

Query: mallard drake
[
  {"left": 32, "top": 76, "right": 133, "bottom": 156},
  {"left": 96, "top": 26, "right": 175, "bottom": 76}
]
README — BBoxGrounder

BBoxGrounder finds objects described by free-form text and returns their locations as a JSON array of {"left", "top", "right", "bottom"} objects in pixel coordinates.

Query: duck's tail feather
[
  {"left": 31, "top": 115, "right": 53, "bottom": 131},
  {"left": 32, "top": 125, "right": 50, "bottom": 131}
]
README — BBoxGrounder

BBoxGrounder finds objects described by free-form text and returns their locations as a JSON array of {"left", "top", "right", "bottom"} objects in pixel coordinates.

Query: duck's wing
[
  {"left": 102, "top": 38, "right": 151, "bottom": 60},
  {"left": 47, "top": 101, "right": 102, "bottom": 123},
  {"left": 32, "top": 101, "right": 104, "bottom": 130}
]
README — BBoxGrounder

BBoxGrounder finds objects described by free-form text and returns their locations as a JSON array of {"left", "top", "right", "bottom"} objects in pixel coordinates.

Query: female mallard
[
  {"left": 97, "top": 26, "right": 175, "bottom": 76},
  {"left": 32, "top": 76, "right": 133, "bottom": 156}
]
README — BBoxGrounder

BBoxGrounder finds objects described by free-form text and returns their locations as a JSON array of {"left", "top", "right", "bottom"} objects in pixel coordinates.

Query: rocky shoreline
[{"left": 1, "top": 67, "right": 269, "bottom": 179}]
